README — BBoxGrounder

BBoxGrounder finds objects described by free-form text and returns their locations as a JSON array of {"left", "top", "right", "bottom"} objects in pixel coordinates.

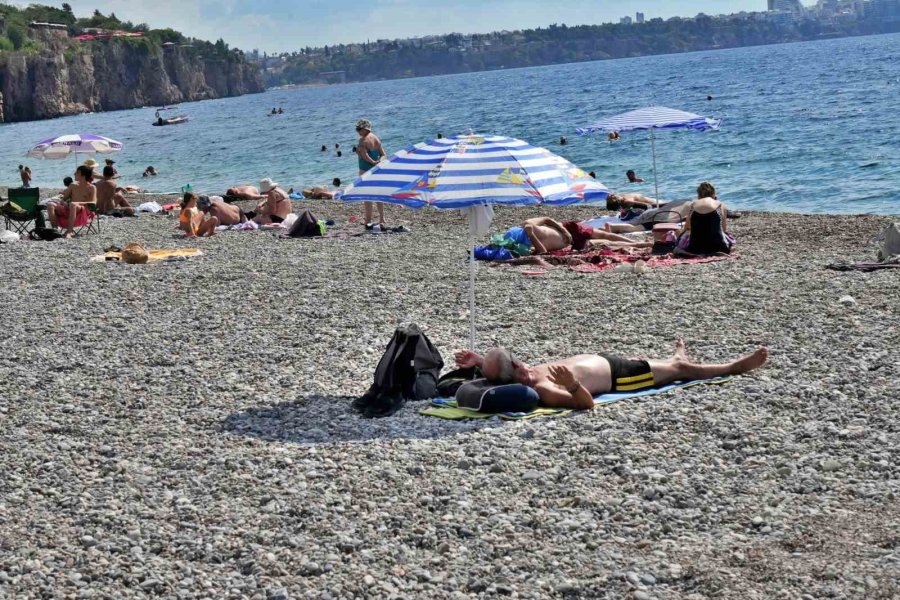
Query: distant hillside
[
  {"left": 0, "top": 4, "right": 263, "bottom": 123},
  {"left": 265, "top": 14, "right": 900, "bottom": 86}
]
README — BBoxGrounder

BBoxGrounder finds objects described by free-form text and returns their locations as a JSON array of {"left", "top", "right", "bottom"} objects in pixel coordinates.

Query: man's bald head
[{"left": 483, "top": 347, "right": 517, "bottom": 384}]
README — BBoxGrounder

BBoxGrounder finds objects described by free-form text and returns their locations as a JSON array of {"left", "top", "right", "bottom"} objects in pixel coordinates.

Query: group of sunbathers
[{"left": 507, "top": 182, "right": 736, "bottom": 257}]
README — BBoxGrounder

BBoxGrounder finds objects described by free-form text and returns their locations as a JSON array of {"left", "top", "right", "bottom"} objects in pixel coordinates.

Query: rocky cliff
[{"left": 0, "top": 34, "right": 263, "bottom": 123}]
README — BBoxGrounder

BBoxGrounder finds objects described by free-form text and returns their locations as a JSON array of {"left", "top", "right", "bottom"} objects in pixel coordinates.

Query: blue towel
[
  {"left": 426, "top": 377, "right": 731, "bottom": 420},
  {"left": 288, "top": 193, "right": 304, "bottom": 200}
]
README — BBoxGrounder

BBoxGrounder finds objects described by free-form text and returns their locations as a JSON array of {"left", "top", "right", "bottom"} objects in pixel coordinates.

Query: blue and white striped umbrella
[
  {"left": 27, "top": 134, "right": 123, "bottom": 160},
  {"left": 575, "top": 106, "right": 720, "bottom": 135},
  {"left": 338, "top": 134, "right": 608, "bottom": 208},
  {"left": 576, "top": 106, "right": 720, "bottom": 202},
  {"left": 338, "top": 134, "right": 608, "bottom": 349}
]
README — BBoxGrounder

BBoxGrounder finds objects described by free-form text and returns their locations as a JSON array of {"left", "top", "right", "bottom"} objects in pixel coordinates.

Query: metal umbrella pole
[
  {"left": 467, "top": 208, "right": 477, "bottom": 350},
  {"left": 650, "top": 128, "right": 660, "bottom": 207}
]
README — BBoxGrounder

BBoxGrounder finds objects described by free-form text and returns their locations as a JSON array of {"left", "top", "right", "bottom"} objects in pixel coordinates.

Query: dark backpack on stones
[
  {"left": 353, "top": 323, "right": 444, "bottom": 418},
  {"left": 287, "top": 208, "right": 324, "bottom": 238}
]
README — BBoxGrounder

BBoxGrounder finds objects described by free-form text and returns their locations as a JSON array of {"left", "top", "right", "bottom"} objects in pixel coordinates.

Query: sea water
[{"left": 2, "top": 32, "right": 898, "bottom": 214}]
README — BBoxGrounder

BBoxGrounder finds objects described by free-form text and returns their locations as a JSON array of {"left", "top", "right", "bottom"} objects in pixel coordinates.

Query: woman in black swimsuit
[{"left": 677, "top": 182, "right": 734, "bottom": 255}]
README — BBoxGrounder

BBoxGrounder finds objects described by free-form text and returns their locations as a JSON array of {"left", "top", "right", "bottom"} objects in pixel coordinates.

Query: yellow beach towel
[{"left": 91, "top": 248, "right": 203, "bottom": 262}]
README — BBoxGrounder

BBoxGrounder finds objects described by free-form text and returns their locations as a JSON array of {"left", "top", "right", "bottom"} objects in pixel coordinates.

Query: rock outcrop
[{"left": 0, "top": 36, "right": 263, "bottom": 123}]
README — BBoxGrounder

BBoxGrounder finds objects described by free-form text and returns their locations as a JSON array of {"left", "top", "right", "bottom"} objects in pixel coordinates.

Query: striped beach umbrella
[
  {"left": 576, "top": 106, "right": 720, "bottom": 203},
  {"left": 338, "top": 134, "right": 608, "bottom": 348},
  {"left": 27, "top": 134, "right": 123, "bottom": 160}
]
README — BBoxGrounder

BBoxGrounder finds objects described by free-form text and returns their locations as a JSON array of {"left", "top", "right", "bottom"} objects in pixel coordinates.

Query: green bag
[{"left": 1, "top": 201, "right": 27, "bottom": 217}]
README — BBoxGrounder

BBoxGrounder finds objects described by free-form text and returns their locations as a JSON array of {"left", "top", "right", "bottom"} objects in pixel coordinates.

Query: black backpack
[
  {"left": 353, "top": 324, "right": 444, "bottom": 418},
  {"left": 287, "top": 208, "right": 324, "bottom": 238}
]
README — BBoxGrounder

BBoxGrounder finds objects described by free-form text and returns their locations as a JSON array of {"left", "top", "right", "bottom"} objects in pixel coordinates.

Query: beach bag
[
  {"left": 456, "top": 379, "right": 540, "bottom": 414},
  {"left": 287, "top": 208, "right": 325, "bottom": 238},
  {"left": 29, "top": 227, "right": 64, "bottom": 242},
  {"left": 122, "top": 242, "right": 150, "bottom": 264},
  {"left": 876, "top": 222, "right": 900, "bottom": 262},
  {"left": 0, "top": 201, "right": 26, "bottom": 218},
  {"left": 353, "top": 323, "right": 444, "bottom": 418}
]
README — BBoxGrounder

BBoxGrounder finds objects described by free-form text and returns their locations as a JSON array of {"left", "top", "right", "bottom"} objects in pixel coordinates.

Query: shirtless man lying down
[
  {"left": 455, "top": 339, "right": 768, "bottom": 410},
  {"left": 506, "top": 217, "right": 650, "bottom": 254}
]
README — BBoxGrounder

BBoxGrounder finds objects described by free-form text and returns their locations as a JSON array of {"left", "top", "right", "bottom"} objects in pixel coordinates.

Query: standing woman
[
  {"left": 355, "top": 118, "right": 387, "bottom": 227},
  {"left": 18, "top": 165, "right": 32, "bottom": 188}
]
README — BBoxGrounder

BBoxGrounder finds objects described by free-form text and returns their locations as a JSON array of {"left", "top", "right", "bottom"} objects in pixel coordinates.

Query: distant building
[
  {"left": 636, "top": 12, "right": 645, "bottom": 23},
  {"left": 769, "top": 0, "right": 804, "bottom": 12},
  {"left": 867, "top": 0, "right": 900, "bottom": 20},
  {"left": 620, "top": 16, "right": 633, "bottom": 25},
  {"left": 28, "top": 22, "right": 68, "bottom": 31},
  {"left": 767, "top": 10, "right": 797, "bottom": 25}
]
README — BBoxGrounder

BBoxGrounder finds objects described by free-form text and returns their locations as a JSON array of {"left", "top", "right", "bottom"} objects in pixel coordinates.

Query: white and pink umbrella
[{"left": 26, "top": 134, "right": 123, "bottom": 161}]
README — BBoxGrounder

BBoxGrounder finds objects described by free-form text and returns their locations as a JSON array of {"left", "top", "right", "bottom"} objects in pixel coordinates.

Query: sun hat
[
  {"left": 83, "top": 158, "right": 100, "bottom": 169},
  {"left": 197, "top": 195, "right": 211, "bottom": 211},
  {"left": 356, "top": 118, "right": 373, "bottom": 131},
  {"left": 259, "top": 178, "right": 279, "bottom": 193}
]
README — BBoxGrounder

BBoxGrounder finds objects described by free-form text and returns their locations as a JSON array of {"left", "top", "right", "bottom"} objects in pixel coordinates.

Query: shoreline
[{"left": 4, "top": 187, "right": 899, "bottom": 219}]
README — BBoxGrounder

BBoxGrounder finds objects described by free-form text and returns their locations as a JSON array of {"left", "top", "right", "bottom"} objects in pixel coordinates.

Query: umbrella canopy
[
  {"left": 576, "top": 106, "right": 720, "bottom": 203},
  {"left": 340, "top": 134, "right": 608, "bottom": 209},
  {"left": 338, "top": 134, "right": 608, "bottom": 348},
  {"left": 26, "top": 134, "right": 123, "bottom": 160},
  {"left": 575, "top": 106, "right": 720, "bottom": 135}
]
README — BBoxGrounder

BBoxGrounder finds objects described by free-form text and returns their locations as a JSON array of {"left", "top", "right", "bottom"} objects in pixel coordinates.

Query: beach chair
[
  {"left": 57, "top": 202, "right": 100, "bottom": 236},
  {"left": 78, "top": 203, "right": 101, "bottom": 235},
  {"left": 2, "top": 187, "right": 45, "bottom": 235}
]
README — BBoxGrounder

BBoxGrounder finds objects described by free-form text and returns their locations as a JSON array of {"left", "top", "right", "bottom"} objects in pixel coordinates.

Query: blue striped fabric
[
  {"left": 576, "top": 106, "right": 720, "bottom": 135},
  {"left": 336, "top": 134, "right": 608, "bottom": 209}
]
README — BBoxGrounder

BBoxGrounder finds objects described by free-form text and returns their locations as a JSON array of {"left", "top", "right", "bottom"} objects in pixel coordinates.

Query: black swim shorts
[{"left": 601, "top": 355, "right": 655, "bottom": 392}]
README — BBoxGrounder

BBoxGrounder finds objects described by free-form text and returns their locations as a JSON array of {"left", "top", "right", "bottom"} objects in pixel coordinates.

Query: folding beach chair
[
  {"left": 55, "top": 201, "right": 100, "bottom": 237},
  {"left": 77, "top": 203, "right": 101, "bottom": 235},
  {"left": 2, "top": 187, "right": 45, "bottom": 235}
]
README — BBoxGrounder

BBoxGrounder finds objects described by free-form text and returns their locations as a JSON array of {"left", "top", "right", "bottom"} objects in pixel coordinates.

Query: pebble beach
[{"left": 1, "top": 195, "right": 899, "bottom": 599}]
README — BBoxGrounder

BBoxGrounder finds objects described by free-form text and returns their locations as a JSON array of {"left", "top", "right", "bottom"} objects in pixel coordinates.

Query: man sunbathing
[
  {"left": 198, "top": 195, "right": 246, "bottom": 226},
  {"left": 225, "top": 185, "right": 263, "bottom": 200},
  {"left": 508, "top": 217, "right": 651, "bottom": 254},
  {"left": 455, "top": 339, "right": 768, "bottom": 410}
]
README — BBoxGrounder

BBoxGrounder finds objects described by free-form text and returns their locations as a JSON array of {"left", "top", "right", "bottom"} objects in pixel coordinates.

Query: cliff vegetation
[{"left": 0, "top": 4, "right": 263, "bottom": 122}]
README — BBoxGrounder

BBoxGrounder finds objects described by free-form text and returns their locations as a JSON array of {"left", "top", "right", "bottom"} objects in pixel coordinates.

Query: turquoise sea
[{"left": 2, "top": 33, "right": 898, "bottom": 214}]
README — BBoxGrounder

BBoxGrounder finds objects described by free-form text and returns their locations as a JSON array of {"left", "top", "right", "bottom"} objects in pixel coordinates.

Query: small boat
[{"left": 153, "top": 115, "right": 190, "bottom": 126}]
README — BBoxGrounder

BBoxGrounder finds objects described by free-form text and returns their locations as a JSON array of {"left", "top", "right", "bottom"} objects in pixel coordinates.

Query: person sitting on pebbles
[
  {"left": 454, "top": 340, "right": 769, "bottom": 410},
  {"left": 95, "top": 166, "right": 136, "bottom": 216},
  {"left": 507, "top": 217, "right": 650, "bottom": 255},
  {"left": 247, "top": 178, "right": 291, "bottom": 224},
  {"left": 198, "top": 195, "right": 247, "bottom": 226},
  {"left": 179, "top": 192, "right": 218, "bottom": 237}
]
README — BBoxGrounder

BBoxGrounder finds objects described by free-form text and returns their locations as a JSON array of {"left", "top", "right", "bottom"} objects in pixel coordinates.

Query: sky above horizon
[{"left": 58, "top": 1, "right": 765, "bottom": 53}]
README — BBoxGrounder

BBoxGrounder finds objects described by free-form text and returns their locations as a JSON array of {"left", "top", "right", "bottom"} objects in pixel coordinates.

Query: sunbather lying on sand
[
  {"left": 606, "top": 192, "right": 659, "bottom": 211},
  {"left": 508, "top": 217, "right": 651, "bottom": 254},
  {"left": 225, "top": 185, "right": 262, "bottom": 200},
  {"left": 455, "top": 339, "right": 768, "bottom": 410}
]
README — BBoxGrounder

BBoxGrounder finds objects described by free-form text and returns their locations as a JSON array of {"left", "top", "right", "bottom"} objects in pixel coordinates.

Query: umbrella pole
[
  {"left": 467, "top": 210, "right": 477, "bottom": 350},
  {"left": 650, "top": 129, "right": 660, "bottom": 207}
]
